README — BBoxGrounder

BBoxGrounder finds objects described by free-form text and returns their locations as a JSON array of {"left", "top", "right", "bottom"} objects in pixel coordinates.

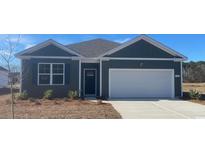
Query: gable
[
  {"left": 22, "top": 44, "right": 77, "bottom": 57},
  {"left": 105, "top": 40, "right": 179, "bottom": 58}
]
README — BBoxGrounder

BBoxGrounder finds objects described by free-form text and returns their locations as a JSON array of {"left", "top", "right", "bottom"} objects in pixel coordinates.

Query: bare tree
[{"left": 0, "top": 35, "right": 21, "bottom": 119}]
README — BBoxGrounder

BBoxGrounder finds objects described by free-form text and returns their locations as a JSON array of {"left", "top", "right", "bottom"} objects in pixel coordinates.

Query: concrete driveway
[{"left": 108, "top": 99, "right": 205, "bottom": 119}]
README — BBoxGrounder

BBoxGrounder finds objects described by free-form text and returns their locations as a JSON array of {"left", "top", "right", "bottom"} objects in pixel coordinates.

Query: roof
[
  {"left": 0, "top": 66, "right": 8, "bottom": 72},
  {"left": 15, "top": 35, "right": 187, "bottom": 60},
  {"left": 97, "top": 35, "right": 188, "bottom": 60},
  {"left": 15, "top": 39, "right": 83, "bottom": 58},
  {"left": 66, "top": 39, "right": 121, "bottom": 57}
]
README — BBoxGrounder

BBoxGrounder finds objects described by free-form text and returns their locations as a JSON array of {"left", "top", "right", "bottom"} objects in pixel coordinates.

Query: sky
[{"left": 0, "top": 34, "right": 205, "bottom": 68}]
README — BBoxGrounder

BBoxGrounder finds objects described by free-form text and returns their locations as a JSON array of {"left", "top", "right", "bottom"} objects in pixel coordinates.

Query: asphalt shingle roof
[{"left": 66, "top": 39, "right": 120, "bottom": 57}]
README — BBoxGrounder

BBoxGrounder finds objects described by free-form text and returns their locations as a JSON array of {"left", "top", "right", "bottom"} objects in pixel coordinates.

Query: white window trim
[{"left": 38, "top": 63, "right": 65, "bottom": 86}]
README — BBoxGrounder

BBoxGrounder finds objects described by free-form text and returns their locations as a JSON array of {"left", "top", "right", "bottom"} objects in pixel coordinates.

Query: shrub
[
  {"left": 97, "top": 99, "right": 103, "bottom": 104},
  {"left": 63, "top": 97, "right": 68, "bottom": 102},
  {"left": 68, "top": 90, "right": 78, "bottom": 99},
  {"left": 29, "top": 98, "right": 36, "bottom": 102},
  {"left": 189, "top": 89, "right": 201, "bottom": 100},
  {"left": 43, "top": 89, "right": 53, "bottom": 100},
  {"left": 35, "top": 100, "right": 41, "bottom": 105},
  {"left": 16, "top": 91, "right": 28, "bottom": 100}
]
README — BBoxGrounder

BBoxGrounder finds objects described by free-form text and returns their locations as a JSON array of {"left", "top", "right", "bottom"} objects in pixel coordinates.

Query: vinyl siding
[
  {"left": 106, "top": 40, "right": 180, "bottom": 58},
  {"left": 22, "top": 44, "right": 77, "bottom": 57},
  {"left": 22, "top": 58, "right": 79, "bottom": 98}
]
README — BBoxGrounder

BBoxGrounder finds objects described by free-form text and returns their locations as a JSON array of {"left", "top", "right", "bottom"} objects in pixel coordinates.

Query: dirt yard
[
  {"left": 183, "top": 83, "right": 205, "bottom": 105},
  {"left": 183, "top": 83, "right": 205, "bottom": 94},
  {"left": 0, "top": 94, "right": 121, "bottom": 119}
]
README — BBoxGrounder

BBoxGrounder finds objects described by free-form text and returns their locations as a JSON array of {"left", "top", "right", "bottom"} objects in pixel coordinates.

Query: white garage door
[{"left": 109, "top": 69, "right": 174, "bottom": 98}]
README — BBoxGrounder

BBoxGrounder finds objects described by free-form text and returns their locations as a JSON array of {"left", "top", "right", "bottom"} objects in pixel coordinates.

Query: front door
[{"left": 84, "top": 69, "right": 96, "bottom": 96}]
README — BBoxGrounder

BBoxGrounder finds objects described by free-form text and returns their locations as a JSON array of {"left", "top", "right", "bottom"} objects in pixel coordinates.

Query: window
[
  {"left": 52, "top": 64, "right": 64, "bottom": 85},
  {"left": 38, "top": 63, "right": 64, "bottom": 85}
]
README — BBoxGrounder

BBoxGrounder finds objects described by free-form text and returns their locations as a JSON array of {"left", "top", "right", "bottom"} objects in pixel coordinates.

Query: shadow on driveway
[{"left": 107, "top": 98, "right": 178, "bottom": 102}]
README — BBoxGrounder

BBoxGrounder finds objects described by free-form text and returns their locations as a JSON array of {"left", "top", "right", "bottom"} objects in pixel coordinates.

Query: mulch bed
[{"left": 0, "top": 96, "right": 121, "bottom": 119}]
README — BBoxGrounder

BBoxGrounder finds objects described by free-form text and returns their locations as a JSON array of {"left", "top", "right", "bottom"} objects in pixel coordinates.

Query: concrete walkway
[{"left": 108, "top": 99, "right": 205, "bottom": 119}]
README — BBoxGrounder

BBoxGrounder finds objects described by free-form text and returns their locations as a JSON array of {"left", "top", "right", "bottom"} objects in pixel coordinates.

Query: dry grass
[
  {"left": 0, "top": 94, "right": 121, "bottom": 119},
  {"left": 189, "top": 99, "right": 205, "bottom": 105},
  {"left": 183, "top": 83, "right": 205, "bottom": 105},
  {"left": 183, "top": 83, "right": 205, "bottom": 94}
]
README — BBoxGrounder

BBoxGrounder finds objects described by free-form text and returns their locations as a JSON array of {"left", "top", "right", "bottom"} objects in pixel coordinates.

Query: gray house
[{"left": 15, "top": 35, "right": 187, "bottom": 99}]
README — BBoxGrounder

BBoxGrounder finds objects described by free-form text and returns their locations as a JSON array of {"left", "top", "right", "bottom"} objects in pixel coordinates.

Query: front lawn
[
  {"left": 0, "top": 94, "right": 121, "bottom": 119},
  {"left": 182, "top": 83, "right": 205, "bottom": 106},
  {"left": 188, "top": 99, "right": 205, "bottom": 106}
]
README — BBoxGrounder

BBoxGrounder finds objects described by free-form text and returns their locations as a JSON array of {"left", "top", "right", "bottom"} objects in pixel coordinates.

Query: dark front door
[{"left": 84, "top": 69, "right": 96, "bottom": 96}]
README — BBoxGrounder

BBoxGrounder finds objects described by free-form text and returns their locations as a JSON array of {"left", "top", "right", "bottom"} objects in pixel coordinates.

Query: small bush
[
  {"left": 189, "top": 90, "right": 201, "bottom": 100},
  {"left": 43, "top": 89, "right": 53, "bottom": 100},
  {"left": 35, "top": 100, "right": 41, "bottom": 105},
  {"left": 63, "top": 97, "right": 68, "bottom": 102},
  {"left": 97, "top": 99, "right": 103, "bottom": 104},
  {"left": 16, "top": 91, "right": 28, "bottom": 100},
  {"left": 29, "top": 98, "right": 36, "bottom": 102},
  {"left": 68, "top": 90, "right": 78, "bottom": 99}
]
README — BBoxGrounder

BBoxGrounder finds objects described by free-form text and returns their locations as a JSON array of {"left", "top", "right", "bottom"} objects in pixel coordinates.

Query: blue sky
[{"left": 1, "top": 34, "right": 205, "bottom": 63}]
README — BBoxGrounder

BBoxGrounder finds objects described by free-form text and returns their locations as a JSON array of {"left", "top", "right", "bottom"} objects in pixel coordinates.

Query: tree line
[{"left": 183, "top": 61, "right": 205, "bottom": 83}]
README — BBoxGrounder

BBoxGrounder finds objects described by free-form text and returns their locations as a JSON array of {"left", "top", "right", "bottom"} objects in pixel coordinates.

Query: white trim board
[
  {"left": 180, "top": 61, "right": 183, "bottom": 97},
  {"left": 17, "top": 56, "right": 184, "bottom": 62},
  {"left": 15, "top": 39, "right": 83, "bottom": 58},
  {"left": 18, "top": 56, "right": 79, "bottom": 59},
  {"left": 101, "top": 57, "right": 184, "bottom": 61},
  {"left": 98, "top": 35, "right": 188, "bottom": 60}
]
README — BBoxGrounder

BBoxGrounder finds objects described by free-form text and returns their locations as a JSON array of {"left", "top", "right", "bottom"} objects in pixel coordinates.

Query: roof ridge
[{"left": 66, "top": 38, "right": 120, "bottom": 46}]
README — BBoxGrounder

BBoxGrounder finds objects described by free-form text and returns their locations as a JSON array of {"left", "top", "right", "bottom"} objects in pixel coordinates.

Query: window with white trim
[{"left": 38, "top": 63, "right": 64, "bottom": 85}]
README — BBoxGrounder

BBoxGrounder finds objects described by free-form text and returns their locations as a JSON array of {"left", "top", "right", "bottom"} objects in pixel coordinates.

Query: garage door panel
[{"left": 109, "top": 69, "right": 174, "bottom": 98}]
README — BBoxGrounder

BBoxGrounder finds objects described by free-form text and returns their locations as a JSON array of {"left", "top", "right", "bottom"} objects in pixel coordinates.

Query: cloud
[
  {"left": 0, "top": 35, "right": 35, "bottom": 48},
  {"left": 114, "top": 38, "right": 132, "bottom": 43},
  {"left": 25, "top": 44, "right": 35, "bottom": 49},
  {"left": 0, "top": 50, "right": 11, "bottom": 56}
]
